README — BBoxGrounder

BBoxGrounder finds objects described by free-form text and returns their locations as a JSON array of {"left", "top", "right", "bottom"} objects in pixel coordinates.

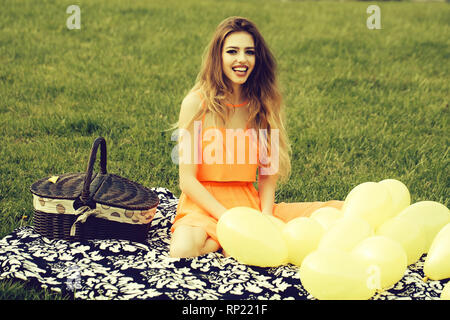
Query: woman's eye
[{"left": 226, "top": 49, "right": 255, "bottom": 55}]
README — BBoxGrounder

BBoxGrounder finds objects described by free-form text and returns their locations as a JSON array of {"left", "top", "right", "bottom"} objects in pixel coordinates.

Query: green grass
[{"left": 0, "top": 0, "right": 448, "bottom": 299}]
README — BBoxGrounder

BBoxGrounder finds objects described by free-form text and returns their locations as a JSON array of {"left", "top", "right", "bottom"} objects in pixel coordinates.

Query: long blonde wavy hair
[{"left": 175, "top": 16, "right": 291, "bottom": 182}]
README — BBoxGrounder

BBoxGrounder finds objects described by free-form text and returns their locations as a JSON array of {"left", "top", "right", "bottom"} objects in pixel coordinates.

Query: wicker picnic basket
[{"left": 30, "top": 137, "right": 159, "bottom": 243}]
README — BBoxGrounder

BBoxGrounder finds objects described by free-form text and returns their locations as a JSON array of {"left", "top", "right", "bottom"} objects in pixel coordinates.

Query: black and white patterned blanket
[{"left": 0, "top": 188, "right": 447, "bottom": 300}]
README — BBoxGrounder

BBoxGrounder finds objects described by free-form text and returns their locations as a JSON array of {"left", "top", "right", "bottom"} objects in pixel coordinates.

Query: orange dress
[{"left": 171, "top": 94, "right": 343, "bottom": 245}]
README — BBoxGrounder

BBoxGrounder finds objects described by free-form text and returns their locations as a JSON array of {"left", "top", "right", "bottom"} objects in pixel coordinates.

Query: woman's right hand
[
  {"left": 214, "top": 204, "right": 229, "bottom": 221},
  {"left": 179, "top": 174, "right": 228, "bottom": 221}
]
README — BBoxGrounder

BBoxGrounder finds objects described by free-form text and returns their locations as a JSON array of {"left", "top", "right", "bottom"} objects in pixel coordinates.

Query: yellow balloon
[
  {"left": 319, "top": 216, "right": 373, "bottom": 252},
  {"left": 441, "top": 281, "right": 450, "bottom": 300},
  {"left": 264, "top": 215, "right": 286, "bottom": 232},
  {"left": 217, "top": 207, "right": 288, "bottom": 267},
  {"left": 424, "top": 222, "right": 450, "bottom": 280},
  {"left": 376, "top": 216, "right": 427, "bottom": 265},
  {"left": 300, "top": 249, "right": 376, "bottom": 300},
  {"left": 397, "top": 201, "right": 450, "bottom": 252},
  {"left": 378, "top": 179, "right": 411, "bottom": 217},
  {"left": 310, "top": 207, "right": 342, "bottom": 231},
  {"left": 352, "top": 236, "right": 407, "bottom": 289},
  {"left": 282, "top": 217, "right": 324, "bottom": 266},
  {"left": 343, "top": 182, "right": 394, "bottom": 229}
]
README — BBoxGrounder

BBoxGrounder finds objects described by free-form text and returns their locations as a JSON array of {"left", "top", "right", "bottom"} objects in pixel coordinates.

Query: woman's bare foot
[{"left": 221, "top": 249, "right": 230, "bottom": 258}]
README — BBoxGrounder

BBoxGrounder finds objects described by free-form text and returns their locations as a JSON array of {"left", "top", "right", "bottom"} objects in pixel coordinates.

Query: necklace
[{"left": 225, "top": 100, "right": 249, "bottom": 108}]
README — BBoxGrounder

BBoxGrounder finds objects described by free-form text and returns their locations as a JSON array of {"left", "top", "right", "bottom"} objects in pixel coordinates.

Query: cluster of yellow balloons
[{"left": 216, "top": 179, "right": 450, "bottom": 300}]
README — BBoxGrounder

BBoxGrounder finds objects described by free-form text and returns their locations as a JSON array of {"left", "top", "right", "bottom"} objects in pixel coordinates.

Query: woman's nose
[{"left": 237, "top": 51, "right": 247, "bottom": 63}]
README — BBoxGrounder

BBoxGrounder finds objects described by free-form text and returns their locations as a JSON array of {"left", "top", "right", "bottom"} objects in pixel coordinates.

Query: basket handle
[{"left": 80, "top": 137, "right": 107, "bottom": 204}]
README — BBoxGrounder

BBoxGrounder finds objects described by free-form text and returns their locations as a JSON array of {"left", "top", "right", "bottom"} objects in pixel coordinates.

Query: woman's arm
[
  {"left": 179, "top": 174, "right": 228, "bottom": 220},
  {"left": 177, "top": 93, "right": 228, "bottom": 221},
  {"left": 258, "top": 172, "right": 279, "bottom": 215}
]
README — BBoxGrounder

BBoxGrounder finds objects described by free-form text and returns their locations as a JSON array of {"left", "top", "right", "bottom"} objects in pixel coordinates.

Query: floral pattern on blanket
[{"left": 0, "top": 188, "right": 447, "bottom": 300}]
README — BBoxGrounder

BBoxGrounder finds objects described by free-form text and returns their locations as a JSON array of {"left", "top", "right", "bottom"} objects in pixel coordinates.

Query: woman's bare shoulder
[
  {"left": 183, "top": 89, "right": 203, "bottom": 106},
  {"left": 178, "top": 90, "right": 204, "bottom": 128},
  {"left": 180, "top": 90, "right": 203, "bottom": 113}
]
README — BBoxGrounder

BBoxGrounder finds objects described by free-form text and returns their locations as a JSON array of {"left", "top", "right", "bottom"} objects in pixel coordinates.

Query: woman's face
[{"left": 221, "top": 31, "right": 256, "bottom": 87}]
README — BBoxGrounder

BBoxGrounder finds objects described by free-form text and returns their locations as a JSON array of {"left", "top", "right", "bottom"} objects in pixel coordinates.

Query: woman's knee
[
  {"left": 169, "top": 241, "right": 199, "bottom": 258},
  {"left": 169, "top": 225, "right": 207, "bottom": 258}
]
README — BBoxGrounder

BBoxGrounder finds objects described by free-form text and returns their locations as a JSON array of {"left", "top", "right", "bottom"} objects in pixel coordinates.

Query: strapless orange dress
[{"left": 171, "top": 93, "right": 343, "bottom": 245}]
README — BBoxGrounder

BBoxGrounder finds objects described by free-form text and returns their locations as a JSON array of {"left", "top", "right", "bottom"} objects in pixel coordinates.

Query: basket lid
[
  {"left": 30, "top": 173, "right": 92, "bottom": 200},
  {"left": 92, "top": 174, "right": 159, "bottom": 211},
  {"left": 31, "top": 173, "right": 159, "bottom": 211}
]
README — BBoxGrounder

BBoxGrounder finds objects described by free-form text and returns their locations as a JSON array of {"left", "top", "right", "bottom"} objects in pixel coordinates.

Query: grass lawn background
[{"left": 0, "top": 0, "right": 448, "bottom": 299}]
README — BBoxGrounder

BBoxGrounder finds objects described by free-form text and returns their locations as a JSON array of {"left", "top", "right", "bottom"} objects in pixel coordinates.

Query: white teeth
[{"left": 233, "top": 67, "right": 247, "bottom": 72}]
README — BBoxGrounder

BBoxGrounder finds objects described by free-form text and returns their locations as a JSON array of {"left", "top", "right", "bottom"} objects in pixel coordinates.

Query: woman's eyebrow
[{"left": 225, "top": 46, "right": 256, "bottom": 50}]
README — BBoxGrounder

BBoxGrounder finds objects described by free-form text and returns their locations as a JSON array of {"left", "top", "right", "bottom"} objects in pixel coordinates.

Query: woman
[{"left": 169, "top": 16, "right": 342, "bottom": 258}]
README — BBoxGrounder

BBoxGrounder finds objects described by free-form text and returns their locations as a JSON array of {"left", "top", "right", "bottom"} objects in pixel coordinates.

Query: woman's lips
[{"left": 232, "top": 66, "right": 248, "bottom": 77}]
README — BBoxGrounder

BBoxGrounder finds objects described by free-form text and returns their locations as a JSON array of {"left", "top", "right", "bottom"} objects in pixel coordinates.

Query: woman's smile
[{"left": 232, "top": 65, "right": 249, "bottom": 77}]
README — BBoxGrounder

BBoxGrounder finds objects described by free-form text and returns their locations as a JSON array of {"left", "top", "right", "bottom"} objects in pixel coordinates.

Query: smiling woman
[
  {"left": 0, "top": 0, "right": 448, "bottom": 300},
  {"left": 169, "top": 16, "right": 343, "bottom": 259}
]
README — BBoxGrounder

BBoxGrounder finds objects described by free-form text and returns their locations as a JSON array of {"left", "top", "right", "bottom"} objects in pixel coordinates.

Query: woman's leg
[
  {"left": 170, "top": 225, "right": 220, "bottom": 258},
  {"left": 273, "top": 200, "right": 344, "bottom": 223},
  {"left": 201, "top": 238, "right": 221, "bottom": 255}
]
